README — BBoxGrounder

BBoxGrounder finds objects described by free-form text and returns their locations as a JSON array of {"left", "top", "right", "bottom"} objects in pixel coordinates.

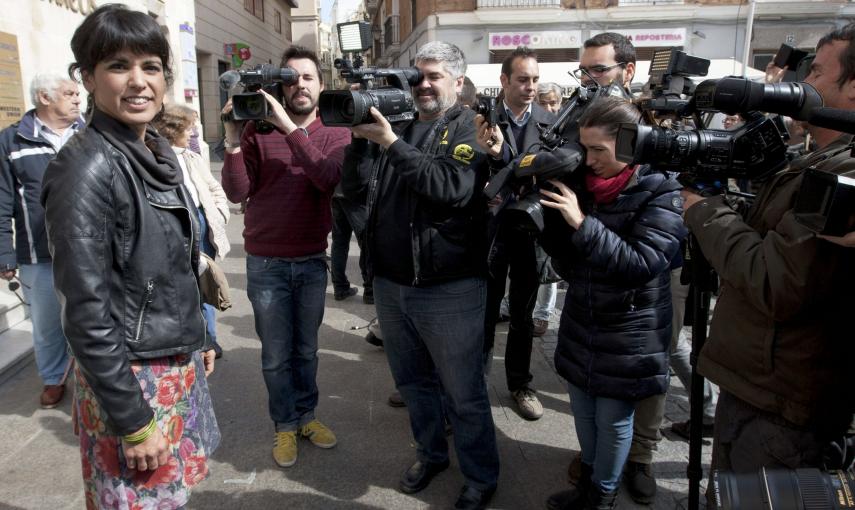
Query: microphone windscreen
[{"left": 219, "top": 70, "right": 241, "bottom": 91}]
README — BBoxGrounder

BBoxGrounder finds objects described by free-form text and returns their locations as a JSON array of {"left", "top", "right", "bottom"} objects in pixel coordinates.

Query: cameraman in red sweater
[{"left": 221, "top": 46, "right": 350, "bottom": 469}]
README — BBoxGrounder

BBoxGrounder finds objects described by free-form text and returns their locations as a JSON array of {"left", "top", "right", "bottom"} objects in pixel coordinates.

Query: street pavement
[{"left": 0, "top": 163, "right": 711, "bottom": 509}]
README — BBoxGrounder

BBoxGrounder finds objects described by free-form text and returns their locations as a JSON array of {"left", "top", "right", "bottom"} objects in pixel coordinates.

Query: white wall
[{"left": 0, "top": 0, "right": 197, "bottom": 114}]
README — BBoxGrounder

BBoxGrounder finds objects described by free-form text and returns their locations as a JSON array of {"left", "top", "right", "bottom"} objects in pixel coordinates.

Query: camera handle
[{"left": 686, "top": 233, "right": 718, "bottom": 510}]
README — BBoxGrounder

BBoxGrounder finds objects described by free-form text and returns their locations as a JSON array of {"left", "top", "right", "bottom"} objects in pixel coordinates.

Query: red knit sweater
[{"left": 221, "top": 118, "right": 350, "bottom": 258}]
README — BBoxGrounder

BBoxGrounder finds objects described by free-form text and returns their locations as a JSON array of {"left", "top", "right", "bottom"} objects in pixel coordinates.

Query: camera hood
[{"left": 514, "top": 146, "right": 584, "bottom": 180}]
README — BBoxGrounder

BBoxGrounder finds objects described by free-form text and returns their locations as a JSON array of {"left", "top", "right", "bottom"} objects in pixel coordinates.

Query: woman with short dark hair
[
  {"left": 41, "top": 4, "right": 219, "bottom": 507},
  {"left": 540, "top": 96, "right": 686, "bottom": 509}
]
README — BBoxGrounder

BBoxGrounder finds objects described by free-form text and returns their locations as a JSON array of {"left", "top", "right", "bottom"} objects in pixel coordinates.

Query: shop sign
[
  {"left": 591, "top": 28, "right": 686, "bottom": 47},
  {"left": 0, "top": 32, "right": 25, "bottom": 131},
  {"left": 40, "top": 0, "right": 98, "bottom": 16},
  {"left": 489, "top": 31, "right": 582, "bottom": 50},
  {"left": 479, "top": 86, "right": 503, "bottom": 97},
  {"left": 477, "top": 85, "right": 575, "bottom": 98},
  {"left": 224, "top": 43, "right": 252, "bottom": 68},
  {"left": 180, "top": 22, "right": 198, "bottom": 97}
]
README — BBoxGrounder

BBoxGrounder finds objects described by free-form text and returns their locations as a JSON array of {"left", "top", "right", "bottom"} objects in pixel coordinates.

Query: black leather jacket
[
  {"left": 342, "top": 105, "right": 489, "bottom": 286},
  {"left": 41, "top": 126, "right": 207, "bottom": 435}
]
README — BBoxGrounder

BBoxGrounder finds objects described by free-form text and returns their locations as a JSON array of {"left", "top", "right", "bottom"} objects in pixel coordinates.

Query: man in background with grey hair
[
  {"left": 342, "top": 41, "right": 499, "bottom": 510},
  {"left": 0, "top": 72, "right": 82, "bottom": 408}
]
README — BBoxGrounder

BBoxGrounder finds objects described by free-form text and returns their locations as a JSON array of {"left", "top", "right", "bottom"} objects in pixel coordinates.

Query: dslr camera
[
  {"left": 219, "top": 64, "right": 298, "bottom": 121},
  {"left": 318, "top": 20, "right": 422, "bottom": 127},
  {"left": 474, "top": 96, "right": 498, "bottom": 127}
]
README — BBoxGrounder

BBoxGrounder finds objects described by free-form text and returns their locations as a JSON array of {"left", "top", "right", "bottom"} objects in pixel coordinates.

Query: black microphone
[{"left": 807, "top": 107, "right": 855, "bottom": 135}]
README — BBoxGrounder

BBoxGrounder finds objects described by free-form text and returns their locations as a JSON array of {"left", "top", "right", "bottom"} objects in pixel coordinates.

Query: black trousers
[
  {"left": 330, "top": 196, "right": 370, "bottom": 293},
  {"left": 484, "top": 225, "right": 539, "bottom": 392}
]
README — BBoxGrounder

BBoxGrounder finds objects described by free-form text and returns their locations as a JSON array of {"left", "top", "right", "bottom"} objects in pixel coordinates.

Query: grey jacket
[{"left": 687, "top": 134, "right": 855, "bottom": 434}]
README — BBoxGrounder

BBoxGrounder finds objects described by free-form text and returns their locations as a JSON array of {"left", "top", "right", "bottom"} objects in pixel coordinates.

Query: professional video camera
[
  {"left": 484, "top": 80, "right": 631, "bottom": 232},
  {"left": 319, "top": 21, "right": 422, "bottom": 127},
  {"left": 219, "top": 64, "right": 298, "bottom": 121},
  {"left": 615, "top": 48, "right": 823, "bottom": 191}
]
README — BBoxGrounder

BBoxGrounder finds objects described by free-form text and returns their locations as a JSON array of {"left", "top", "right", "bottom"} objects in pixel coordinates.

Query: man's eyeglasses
[{"left": 570, "top": 63, "right": 626, "bottom": 80}]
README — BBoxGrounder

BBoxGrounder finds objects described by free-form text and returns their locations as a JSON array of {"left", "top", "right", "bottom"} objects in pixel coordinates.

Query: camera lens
[
  {"left": 244, "top": 94, "right": 266, "bottom": 118},
  {"left": 715, "top": 468, "right": 855, "bottom": 510}
]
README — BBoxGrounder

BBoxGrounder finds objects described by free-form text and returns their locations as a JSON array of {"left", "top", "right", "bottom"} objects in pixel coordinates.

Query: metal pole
[{"left": 741, "top": 0, "right": 757, "bottom": 77}]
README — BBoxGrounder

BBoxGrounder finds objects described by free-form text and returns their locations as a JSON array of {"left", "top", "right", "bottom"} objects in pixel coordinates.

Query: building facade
[
  {"left": 366, "top": 0, "right": 855, "bottom": 91},
  {"left": 195, "top": 0, "right": 321, "bottom": 145},
  {"left": 0, "top": 0, "right": 198, "bottom": 130}
]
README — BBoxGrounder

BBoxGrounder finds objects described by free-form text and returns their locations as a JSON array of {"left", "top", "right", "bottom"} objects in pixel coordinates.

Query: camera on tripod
[
  {"left": 218, "top": 64, "right": 298, "bottom": 121},
  {"left": 319, "top": 21, "right": 422, "bottom": 127},
  {"left": 615, "top": 48, "right": 823, "bottom": 191}
]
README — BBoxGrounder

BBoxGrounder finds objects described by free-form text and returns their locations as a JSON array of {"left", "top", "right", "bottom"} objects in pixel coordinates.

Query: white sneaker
[{"left": 512, "top": 387, "right": 544, "bottom": 420}]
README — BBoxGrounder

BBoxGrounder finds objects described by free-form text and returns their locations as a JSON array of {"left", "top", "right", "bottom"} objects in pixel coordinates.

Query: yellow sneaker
[
  {"left": 272, "top": 431, "right": 298, "bottom": 467},
  {"left": 300, "top": 419, "right": 337, "bottom": 448}
]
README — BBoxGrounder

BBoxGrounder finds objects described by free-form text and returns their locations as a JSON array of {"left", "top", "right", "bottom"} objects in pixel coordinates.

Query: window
[
  {"left": 274, "top": 10, "right": 281, "bottom": 33},
  {"left": 244, "top": 0, "right": 264, "bottom": 21}
]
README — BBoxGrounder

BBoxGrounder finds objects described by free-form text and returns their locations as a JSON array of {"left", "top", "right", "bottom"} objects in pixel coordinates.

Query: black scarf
[{"left": 89, "top": 107, "right": 182, "bottom": 191}]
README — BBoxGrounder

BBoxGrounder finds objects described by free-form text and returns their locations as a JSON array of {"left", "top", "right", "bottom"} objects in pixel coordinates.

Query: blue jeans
[
  {"left": 246, "top": 255, "right": 327, "bottom": 431},
  {"left": 197, "top": 207, "right": 217, "bottom": 344},
  {"left": 374, "top": 276, "right": 500, "bottom": 490},
  {"left": 532, "top": 282, "right": 557, "bottom": 321},
  {"left": 19, "top": 263, "right": 69, "bottom": 385},
  {"left": 567, "top": 382, "right": 635, "bottom": 493}
]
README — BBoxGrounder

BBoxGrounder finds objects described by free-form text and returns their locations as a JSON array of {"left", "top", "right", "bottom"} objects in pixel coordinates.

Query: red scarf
[{"left": 585, "top": 165, "right": 636, "bottom": 204}]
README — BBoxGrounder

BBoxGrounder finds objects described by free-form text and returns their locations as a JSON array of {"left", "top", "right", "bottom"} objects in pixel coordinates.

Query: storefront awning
[{"left": 467, "top": 59, "right": 765, "bottom": 96}]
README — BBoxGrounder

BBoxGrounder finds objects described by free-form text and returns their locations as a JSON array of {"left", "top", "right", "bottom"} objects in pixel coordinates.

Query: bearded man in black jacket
[{"left": 342, "top": 41, "right": 499, "bottom": 510}]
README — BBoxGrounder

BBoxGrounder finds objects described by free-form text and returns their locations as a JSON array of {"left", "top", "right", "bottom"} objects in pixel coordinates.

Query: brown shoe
[
  {"left": 568, "top": 451, "right": 583, "bottom": 484},
  {"left": 388, "top": 391, "right": 406, "bottom": 408},
  {"left": 40, "top": 384, "right": 65, "bottom": 409},
  {"left": 532, "top": 318, "right": 549, "bottom": 337}
]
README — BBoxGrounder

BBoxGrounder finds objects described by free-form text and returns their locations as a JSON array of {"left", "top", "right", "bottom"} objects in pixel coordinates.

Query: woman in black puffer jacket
[{"left": 540, "top": 97, "right": 686, "bottom": 510}]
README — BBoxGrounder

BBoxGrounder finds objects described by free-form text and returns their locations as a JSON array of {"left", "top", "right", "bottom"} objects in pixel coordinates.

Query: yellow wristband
[{"left": 123, "top": 417, "right": 156, "bottom": 445}]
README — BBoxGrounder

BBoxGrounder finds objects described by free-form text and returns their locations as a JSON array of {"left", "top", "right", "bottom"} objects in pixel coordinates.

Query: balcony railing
[
  {"left": 384, "top": 15, "right": 400, "bottom": 49},
  {"left": 477, "top": 0, "right": 561, "bottom": 7}
]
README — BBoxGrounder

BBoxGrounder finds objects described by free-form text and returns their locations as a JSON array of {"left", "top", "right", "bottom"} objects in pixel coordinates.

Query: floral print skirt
[{"left": 73, "top": 351, "right": 220, "bottom": 510}]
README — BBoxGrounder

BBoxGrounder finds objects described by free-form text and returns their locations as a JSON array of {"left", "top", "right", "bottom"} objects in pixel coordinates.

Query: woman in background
[{"left": 154, "top": 104, "right": 231, "bottom": 358}]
